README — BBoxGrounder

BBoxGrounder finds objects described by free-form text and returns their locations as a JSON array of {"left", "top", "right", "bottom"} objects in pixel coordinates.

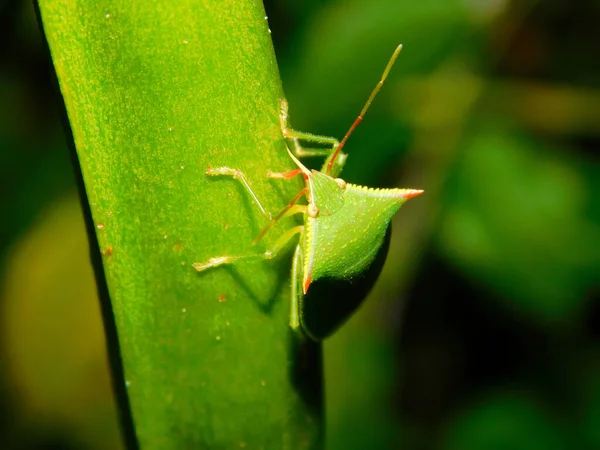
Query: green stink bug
[{"left": 193, "top": 44, "right": 422, "bottom": 340}]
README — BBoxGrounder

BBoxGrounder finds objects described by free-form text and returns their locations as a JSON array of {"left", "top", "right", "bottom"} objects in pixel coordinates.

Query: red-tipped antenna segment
[{"left": 327, "top": 44, "right": 403, "bottom": 174}]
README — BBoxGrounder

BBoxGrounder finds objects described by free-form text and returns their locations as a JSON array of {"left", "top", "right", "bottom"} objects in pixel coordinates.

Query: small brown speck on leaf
[{"left": 103, "top": 245, "right": 113, "bottom": 261}]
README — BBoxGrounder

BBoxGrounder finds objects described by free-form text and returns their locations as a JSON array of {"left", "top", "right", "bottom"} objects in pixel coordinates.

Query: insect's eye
[
  {"left": 307, "top": 203, "right": 319, "bottom": 218},
  {"left": 335, "top": 178, "right": 347, "bottom": 190}
]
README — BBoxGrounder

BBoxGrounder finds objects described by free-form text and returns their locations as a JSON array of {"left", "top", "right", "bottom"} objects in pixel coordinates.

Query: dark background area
[{"left": 1, "top": 0, "right": 600, "bottom": 449}]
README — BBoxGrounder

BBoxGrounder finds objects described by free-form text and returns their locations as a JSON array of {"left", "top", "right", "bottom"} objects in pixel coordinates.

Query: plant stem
[{"left": 37, "top": 0, "right": 323, "bottom": 447}]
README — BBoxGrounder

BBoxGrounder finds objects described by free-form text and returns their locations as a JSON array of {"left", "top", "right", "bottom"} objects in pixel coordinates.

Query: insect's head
[{"left": 326, "top": 44, "right": 403, "bottom": 175}]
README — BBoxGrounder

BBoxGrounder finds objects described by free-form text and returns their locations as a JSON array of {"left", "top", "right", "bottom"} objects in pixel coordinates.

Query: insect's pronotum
[{"left": 194, "top": 45, "right": 423, "bottom": 340}]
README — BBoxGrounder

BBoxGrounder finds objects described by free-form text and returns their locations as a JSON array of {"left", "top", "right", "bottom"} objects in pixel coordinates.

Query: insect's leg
[
  {"left": 284, "top": 129, "right": 350, "bottom": 177},
  {"left": 279, "top": 98, "right": 347, "bottom": 175},
  {"left": 192, "top": 225, "right": 303, "bottom": 272},
  {"left": 280, "top": 99, "right": 340, "bottom": 154},
  {"left": 267, "top": 168, "right": 303, "bottom": 180},
  {"left": 284, "top": 129, "right": 340, "bottom": 155},
  {"left": 253, "top": 189, "right": 307, "bottom": 245},
  {"left": 192, "top": 254, "right": 263, "bottom": 272},
  {"left": 267, "top": 225, "right": 303, "bottom": 262},
  {"left": 289, "top": 243, "right": 302, "bottom": 331},
  {"left": 206, "top": 166, "right": 272, "bottom": 221},
  {"left": 283, "top": 129, "right": 340, "bottom": 148}
]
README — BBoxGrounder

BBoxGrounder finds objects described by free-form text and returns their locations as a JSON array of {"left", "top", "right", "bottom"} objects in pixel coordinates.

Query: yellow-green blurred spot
[{"left": 1, "top": 193, "right": 122, "bottom": 449}]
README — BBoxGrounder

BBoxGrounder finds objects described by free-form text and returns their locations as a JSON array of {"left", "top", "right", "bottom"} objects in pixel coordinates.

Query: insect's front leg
[
  {"left": 206, "top": 166, "right": 272, "bottom": 221},
  {"left": 279, "top": 99, "right": 340, "bottom": 156},
  {"left": 279, "top": 99, "right": 348, "bottom": 176},
  {"left": 284, "top": 130, "right": 339, "bottom": 158}
]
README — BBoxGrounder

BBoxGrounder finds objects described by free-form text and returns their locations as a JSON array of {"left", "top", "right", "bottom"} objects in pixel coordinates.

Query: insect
[{"left": 193, "top": 44, "right": 423, "bottom": 340}]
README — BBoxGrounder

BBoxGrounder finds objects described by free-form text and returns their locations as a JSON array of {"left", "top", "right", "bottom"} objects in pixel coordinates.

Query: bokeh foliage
[{"left": 1, "top": 0, "right": 599, "bottom": 449}]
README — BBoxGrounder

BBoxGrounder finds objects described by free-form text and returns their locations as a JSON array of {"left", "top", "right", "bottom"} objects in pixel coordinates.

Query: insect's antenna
[{"left": 327, "top": 44, "right": 403, "bottom": 174}]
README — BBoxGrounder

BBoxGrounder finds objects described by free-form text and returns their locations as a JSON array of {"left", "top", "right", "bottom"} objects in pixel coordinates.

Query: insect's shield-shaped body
[
  {"left": 296, "top": 160, "right": 422, "bottom": 339},
  {"left": 304, "top": 169, "right": 420, "bottom": 292}
]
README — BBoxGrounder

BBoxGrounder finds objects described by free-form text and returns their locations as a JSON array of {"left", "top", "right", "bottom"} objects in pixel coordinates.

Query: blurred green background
[{"left": 1, "top": 0, "right": 600, "bottom": 449}]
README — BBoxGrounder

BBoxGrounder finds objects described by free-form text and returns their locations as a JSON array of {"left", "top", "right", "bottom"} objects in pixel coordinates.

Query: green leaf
[{"left": 37, "top": 0, "right": 323, "bottom": 448}]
